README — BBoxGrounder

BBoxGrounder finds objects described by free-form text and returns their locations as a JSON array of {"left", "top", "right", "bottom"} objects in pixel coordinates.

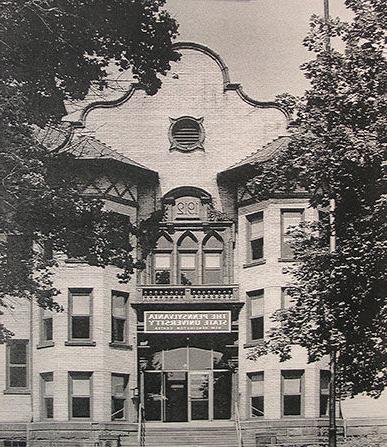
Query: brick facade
[{"left": 0, "top": 42, "right": 385, "bottom": 447}]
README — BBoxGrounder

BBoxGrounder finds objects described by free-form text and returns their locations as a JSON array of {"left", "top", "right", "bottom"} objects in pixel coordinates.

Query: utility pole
[{"left": 324, "top": 1, "right": 337, "bottom": 446}]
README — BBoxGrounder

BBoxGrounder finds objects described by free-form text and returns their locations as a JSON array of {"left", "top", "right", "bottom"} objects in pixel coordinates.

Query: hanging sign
[{"left": 144, "top": 310, "right": 231, "bottom": 333}]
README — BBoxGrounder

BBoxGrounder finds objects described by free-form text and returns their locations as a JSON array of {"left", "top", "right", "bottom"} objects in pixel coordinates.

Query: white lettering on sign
[
  {"left": 175, "top": 197, "right": 200, "bottom": 219},
  {"left": 144, "top": 311, "right": 231, "bottom": 333}
]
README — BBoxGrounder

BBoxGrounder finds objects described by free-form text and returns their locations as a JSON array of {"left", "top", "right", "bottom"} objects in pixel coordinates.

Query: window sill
[
  {"left": 65, "top": 340, "right": 96, "bottom": 347},
  {"left": 36, "top": 341, "right": 55, "bottom": 349},
  {"left": 281, "top": 415, "right": 304, "bottom": 418},
  {"left": 243, "top": 259, "right": 266, "bottom": 269},
  {"left": 278, "top": 258, "right": 296, "bottom": 263},
  {"left": 109, "top": 342, "right": 132, "bottom": 350},
  {"left": 3, "top": 389, "right": 31, "bottom": 395},
  {"left": 244, "top": 340, "right": 264, "bottom": 348}
]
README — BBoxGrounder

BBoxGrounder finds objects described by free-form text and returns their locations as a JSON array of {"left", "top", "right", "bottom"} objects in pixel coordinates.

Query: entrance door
[
  {"left": 189, "top": 372, "right": 210, "bottom": 421},
  {"left": 165, "top": 372, "right": 188, "bottom": 422},
  {"left": 144, "top": 372, "right": 164, "bottom": 421}
]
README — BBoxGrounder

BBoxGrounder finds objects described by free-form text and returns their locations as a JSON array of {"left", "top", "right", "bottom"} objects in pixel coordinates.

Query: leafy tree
[
  {"left": 0, "top": 0, "right": 179, "bottom": 340},
  {"left": 247, "top": 0, "right": 386, "bottom": 397}
]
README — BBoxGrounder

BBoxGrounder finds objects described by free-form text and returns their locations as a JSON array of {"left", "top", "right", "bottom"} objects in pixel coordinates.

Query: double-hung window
[
  {"left": 203, "top": 235, "right": 223, "bottom": 284},
  {"left": 41, "top": 372, "right": 54, "bottom": 419},
  {"left": 6, "top": 340, "right": 29, "bottom": 392},
  {"left": 154, "top": 234, "right": 173, "bottom": 284},
  {"left": 111, "top": 292, "right": 128, "bottom": 344},
  {"left": 281, "top": 209, "right": 304, "bottom": 259},
  {"left": 178, "top": 233, "right": 198, "bottom": 285},
  {"left": 248, "top": 290, "right": 264, "bottom": 343},
  {"left": 111, "top": 374, "right": 129, "bottom": 420},
  {"left": 69, "top": 372, "right": 92, "bottom": 419},
  {"left": 320, "top": 370, "right": 330, "bottom": 416},
  {"left": 68, "top": 289, "right": 92, "bottom": 342},
  {"left": 40, "top": 308, "right": 53, "bottom": 344},
  {"left": 281, "top": 287, "right": 295, "bottom": 309},
  {"left": 282, "top": 370, "right": 304, "bottom": 416},
  {"left": 247, "top": 212, "right": 264, "bottom": 262},
  {"left": 248, "top": 372, "right": 264, "bottom": 417}
]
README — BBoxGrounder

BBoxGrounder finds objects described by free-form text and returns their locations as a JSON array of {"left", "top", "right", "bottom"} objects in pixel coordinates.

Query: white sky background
[{"left": 166, "top": 0, "right": 351, "bottom": 100}]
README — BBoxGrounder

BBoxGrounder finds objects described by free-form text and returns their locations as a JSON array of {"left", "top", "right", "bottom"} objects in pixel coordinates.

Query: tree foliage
[
  {"left": 247, "top": 0, "right": 386, "bottom": 397},
  {"left": 0, "top": 0, "right": 179, "bottom": 340}
]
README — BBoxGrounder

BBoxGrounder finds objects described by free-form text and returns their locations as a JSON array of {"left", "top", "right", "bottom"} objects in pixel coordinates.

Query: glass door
[
  {"left": 165, "top": 371, "right": 188, "bottom": 422},
  {"left": 144, "top": 371, "right": 164, "bottom": 421},
  {"left": 188, "top": 372, "right": 210, "bottom": 421}
]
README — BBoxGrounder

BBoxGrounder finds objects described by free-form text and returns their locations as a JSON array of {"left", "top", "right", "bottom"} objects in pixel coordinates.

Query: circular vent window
[{"left": 169, "top": 116, "right": 205, "bottom": 152}]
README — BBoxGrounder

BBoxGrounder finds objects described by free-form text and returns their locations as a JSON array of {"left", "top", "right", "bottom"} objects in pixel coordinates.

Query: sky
[{"left": 165, "top": 0, "right": 351, "bottom": 100}]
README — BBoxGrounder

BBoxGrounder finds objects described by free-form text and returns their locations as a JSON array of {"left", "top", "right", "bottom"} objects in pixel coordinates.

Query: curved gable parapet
[{"left": 69, "top": 41, "right": 289, "bottom": 128}]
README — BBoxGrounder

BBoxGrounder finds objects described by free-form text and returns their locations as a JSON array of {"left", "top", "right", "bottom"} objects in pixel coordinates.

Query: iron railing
[
  {"left": 137, "top": 403, "right": 146, "bottom": 447},
  {"left": 235, "top": 402, "right": 243, "bottom": 447}
]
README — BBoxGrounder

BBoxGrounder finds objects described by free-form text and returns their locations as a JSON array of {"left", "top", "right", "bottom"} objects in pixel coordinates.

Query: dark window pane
[
  {"left": 251, "top": 238, "right": 264, "bottom": 260},
  {"left": 112, "top": 318, "right": 125, "bottom": 342},
  {"left": 112, "top": 397, "right": 125, "bottom": 420},
  {"left": 251, "top": 317, "right": 264, "bottom": 340},
  {"left": 10, "top": 343, "right": 26, "bottom": 364},
  {"left": 284, "top": 395, "right": 301, "bottom": 416},
  {"left": 72, "top": 397, "right": 90, "bottom": 418},
  {"left": 320, "top": 395, "right": 329, "bottom": 417},
  {"left": 10, "top": 366, "right": 27, "bottom": 388},
  {"left": 45, "top": 397, "right": 54, "bottom": 419},
  {"left": 72, "top": 316, "right": 90, "bottom": 339},
  {"left": 155, "top": 270, "right": 171, "bottom": 284},
  {"left": 213, "top": 371, "right": 231, "bottom": 419},
  {"left": 43, "top": 318, "right": 53, "bottom": 341},
  {"left": 251, "top": 396, "right": 264, "bottom": 417},
  {"left": 180, "top": 271, "right": 194, "bottom": 285}
]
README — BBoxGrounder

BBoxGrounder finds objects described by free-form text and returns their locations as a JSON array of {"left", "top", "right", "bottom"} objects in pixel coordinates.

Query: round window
[{"left": 169, "top": 116, "right": 205, "bottom": 152}]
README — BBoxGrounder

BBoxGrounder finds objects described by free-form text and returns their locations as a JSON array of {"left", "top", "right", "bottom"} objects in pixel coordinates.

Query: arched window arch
[
  {"left": 154, "top": 233, "right": 173, "bottom": 284},
  {"left": 203, "top": 233, "right": 224, "bottom": 284},
  {"left": 177, "top": 232, "right": 198, "bottom": 285}
]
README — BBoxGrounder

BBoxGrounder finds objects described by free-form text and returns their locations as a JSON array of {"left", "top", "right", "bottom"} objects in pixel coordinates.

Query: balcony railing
[{"left": 135, "top": 284, "right": 239, "bottom": 303}]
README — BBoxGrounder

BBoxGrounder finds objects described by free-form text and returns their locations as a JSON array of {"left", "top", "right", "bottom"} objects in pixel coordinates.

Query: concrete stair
[{"left": 125, "top": 422, "right": 239, "bottom": 447}]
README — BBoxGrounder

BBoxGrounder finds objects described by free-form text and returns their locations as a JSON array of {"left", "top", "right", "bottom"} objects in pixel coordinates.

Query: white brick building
[{"left": 0, "top": 42, "right": 385, "bottom": 447}]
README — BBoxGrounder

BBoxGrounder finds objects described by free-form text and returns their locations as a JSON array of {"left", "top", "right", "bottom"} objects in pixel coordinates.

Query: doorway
[{"left": 143, "top": 369, "right": 231, "bottom": 422}]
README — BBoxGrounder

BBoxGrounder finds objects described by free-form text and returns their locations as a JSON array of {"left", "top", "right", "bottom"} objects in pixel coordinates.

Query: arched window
[
  {"left": 203, "top": 234, "right": 223, "bottom": 284},
  {"left": 178, "top": 233, "right": 198, "bottom": 285},
  {"left": 154, "top": 234, "right": 173, "bottom": 284}
]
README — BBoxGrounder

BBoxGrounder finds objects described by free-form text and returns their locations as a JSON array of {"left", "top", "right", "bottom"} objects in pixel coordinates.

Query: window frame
[
  {"left": 40, "top": 372, "right": 54, "bottom": 420},
  {"left": 320, "top": 370, "right": 330, "bottom": 417},
  {"left": 111, "top": 373, "right": 129, "bottom": 421},
  {"left": 246, "top": 212, "right": 264, "bottom": 263},
  {"left": 39, "top": 307, "right": 54, "bottom": 346},
  {"left": 67, "top": 288, "right": 94, "bottom": 345},
  {"left": 111, "top": 291, "right": 129, "bottom": 346},
  {"left": 280, "top": 209, "right": 304, "bottom": 260},
  {"left": 248, "top": 372, "right": 264, "bottom": 418},
  {"left": 247, "top": 290, "right": 264, "bottom": 344},
  {"left": 281, "top": 370, "right": 304, "bottom": 417},
  {"left": 68, "top": 371, "right": 93, "bottom": 420},
  {"left": 202, "top": 234, "right": 224, "bottom": 285},
  {"left": 177, "top": 235, "right": 199, "bottom": 285},
  {"left": 6, "top": 339, "right": 29, "bottom": 393}
]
